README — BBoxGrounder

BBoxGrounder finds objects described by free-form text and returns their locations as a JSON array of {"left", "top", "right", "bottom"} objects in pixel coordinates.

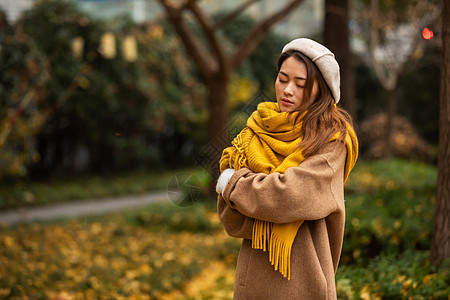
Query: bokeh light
[{"left": 422, "top": 27, "right": 434, "bottom": 40}]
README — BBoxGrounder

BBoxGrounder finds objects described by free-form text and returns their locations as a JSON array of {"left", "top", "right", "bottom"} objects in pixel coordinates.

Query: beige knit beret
[{"left": 282, "top": 38, "right": 341, "bottom": 103}]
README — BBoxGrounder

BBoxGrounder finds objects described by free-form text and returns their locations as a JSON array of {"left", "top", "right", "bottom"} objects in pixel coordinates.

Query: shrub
[
  {"left": 337, "top": 250, "right": 450, "bottom": 299},
  {"left": 342, "top": 159, "right": 437, "bottom": 264}
]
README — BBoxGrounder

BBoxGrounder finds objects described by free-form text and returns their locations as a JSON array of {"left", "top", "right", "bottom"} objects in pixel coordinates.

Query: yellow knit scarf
[{"left": 219, "top": 101, "right": 358, "bottom": 280}]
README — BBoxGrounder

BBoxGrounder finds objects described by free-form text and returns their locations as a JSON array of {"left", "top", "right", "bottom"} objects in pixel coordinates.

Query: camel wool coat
[{"left": 217, "top": 141, "right": 347, "bottom": 300}]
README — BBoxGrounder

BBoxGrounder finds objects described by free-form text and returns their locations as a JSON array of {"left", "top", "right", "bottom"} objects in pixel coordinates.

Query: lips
[{"left": 281, "top": 97, "right": 294, "bottom": 105}]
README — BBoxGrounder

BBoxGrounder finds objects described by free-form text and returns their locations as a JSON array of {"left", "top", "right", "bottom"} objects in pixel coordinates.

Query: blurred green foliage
[
  {"left": 343, "top": 159, "right": 437, "bottom": 264},
  {"left": 337, "top": 250, "right": 449, "bottom": 299},
  {"left": 0, "top": 10, "right": 49, "bottom": 178},
  {"left": 0, "top": 0, "right": 207, "bottom": 180},
  {"left": 338, "top": 158, "right": 449, "bottom": 298}
]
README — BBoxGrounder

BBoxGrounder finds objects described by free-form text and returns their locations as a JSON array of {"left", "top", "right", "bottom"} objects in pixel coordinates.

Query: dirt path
[{"left": 0, "top": 191, "right": 171, "bottom": 226}]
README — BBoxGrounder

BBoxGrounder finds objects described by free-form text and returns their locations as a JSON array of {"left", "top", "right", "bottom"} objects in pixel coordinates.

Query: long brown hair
[{"left": 277, "top": 50, "right": 354, "bottom": 158}]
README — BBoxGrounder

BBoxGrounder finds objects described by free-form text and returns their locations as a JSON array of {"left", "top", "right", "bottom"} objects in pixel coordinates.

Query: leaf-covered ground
[{"left": 0, "top": 203, "right": 239, "bottom": 299}]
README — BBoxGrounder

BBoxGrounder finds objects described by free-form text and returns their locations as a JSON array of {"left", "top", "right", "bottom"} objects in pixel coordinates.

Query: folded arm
[
  {"left": 217, "top": 194, "right": 254, "bottom": 239},
  {"left": 222, "top": 141, "right": 347, "bottom": 223}
]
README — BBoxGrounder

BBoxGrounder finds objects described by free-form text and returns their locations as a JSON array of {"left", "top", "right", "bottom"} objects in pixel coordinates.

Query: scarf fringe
[
  {"left": 269, "top": 230, "right": 291, "bottom": 280},
  {"left": 230, "top": 130, "right": 247, "bottom": 169},
  {"left": 252, "top": 219, "right": 292, "bottom": 280},
  {"left": 252, "top": 219, "right": 272, "bottom": 251}
]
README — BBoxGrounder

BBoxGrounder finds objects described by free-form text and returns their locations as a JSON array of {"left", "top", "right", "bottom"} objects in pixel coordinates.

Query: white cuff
[{"left": 216, "top": 168, "right": 235, "bottom": 196}]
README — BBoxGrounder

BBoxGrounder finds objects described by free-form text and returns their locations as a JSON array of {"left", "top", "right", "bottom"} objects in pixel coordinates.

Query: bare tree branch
[
  {"left": 369, "top": 0, "right": 441, "bottom": 90},
  {"left": 158, "top": 0, "right": 217, "bottom": 79},
  {"left": 214, "top": 0, "right": 262, "bottom": 29},
  {"left": 369, "top": 0, "right": 390, "bottom": 88},
  {"left": 187, "top": 0, "right": 228, "bottom": 77},
  {"left": 230, "top": 0, "right": 305, "bottom": 71}
]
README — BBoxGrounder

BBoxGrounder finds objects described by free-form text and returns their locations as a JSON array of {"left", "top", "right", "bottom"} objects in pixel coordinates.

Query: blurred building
[
  {"left": 73, "top": 0, "right": 163, "bottom": 23},
  {"left": 0, "top": 0, "right": 323, "bottom": 37},
  {"left": 74, "top": 0, "right": 323, "bottom": 38},
  {"left": 0, "top": 0, "right": 33, "bottom": 23}
]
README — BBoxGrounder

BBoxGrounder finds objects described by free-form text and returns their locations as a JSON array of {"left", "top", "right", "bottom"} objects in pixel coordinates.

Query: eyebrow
[{"left": 279, "top": 71, "right": 306, "bottom": 81}]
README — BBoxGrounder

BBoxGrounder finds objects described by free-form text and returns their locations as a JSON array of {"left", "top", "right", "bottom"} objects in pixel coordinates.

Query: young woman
[{"left": 216, "top": 38, "right": 358, "bottom": 299}]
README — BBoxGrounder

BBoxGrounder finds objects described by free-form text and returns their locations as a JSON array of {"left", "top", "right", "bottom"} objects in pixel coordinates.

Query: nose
[{"left": 284, "top": 84, "right": 294, "bottom": 96}]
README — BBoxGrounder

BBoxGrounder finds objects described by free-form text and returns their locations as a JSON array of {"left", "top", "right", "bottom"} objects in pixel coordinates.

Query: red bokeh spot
[
  {"left": 115, "top": 132, "right": 121, "bottom": 136},
  {"left": 422, "top": 28, "right": 433, "bottom": 40}
]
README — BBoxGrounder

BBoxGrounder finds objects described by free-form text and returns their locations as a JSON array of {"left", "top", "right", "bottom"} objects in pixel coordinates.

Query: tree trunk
[
  {"left": 430, "top": 0, "right": 450, "bottom": 265},
  {"left": 324, "top": 0, "right": 356, "bottom": 118},
  {"left": 384, "top": 88, "right": 396, "bottom": 158},
  {"left": 206, "top": 74, "right": 230, "bottom": 193}
]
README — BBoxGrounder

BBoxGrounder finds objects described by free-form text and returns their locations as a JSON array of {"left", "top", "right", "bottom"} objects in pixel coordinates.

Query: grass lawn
[{"left": 0, "top": 159, "right": 448, "bottom": 299}]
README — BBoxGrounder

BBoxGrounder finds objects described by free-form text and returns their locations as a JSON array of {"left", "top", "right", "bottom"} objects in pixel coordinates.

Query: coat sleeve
[
  {"left": 217, "top": 194, "right": 254, "bottom": 240},
  {"left": 222, "top": 141, "right": 347, "bottom": 224}
]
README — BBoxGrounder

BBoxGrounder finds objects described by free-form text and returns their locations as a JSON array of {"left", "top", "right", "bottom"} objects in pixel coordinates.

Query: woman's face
[{"left": 275, "top": 56, "right": 318, "bottom": 113}]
